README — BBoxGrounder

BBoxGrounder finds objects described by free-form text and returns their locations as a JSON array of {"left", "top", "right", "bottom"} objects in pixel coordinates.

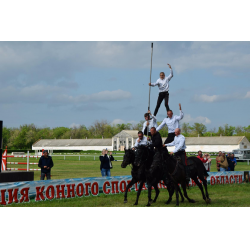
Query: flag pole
[
  {"left": 147, "top": 43, "right": 153, "bottom": 140},
  {"left": 148, "top": 43, "right": 153, "bottom": 111}
]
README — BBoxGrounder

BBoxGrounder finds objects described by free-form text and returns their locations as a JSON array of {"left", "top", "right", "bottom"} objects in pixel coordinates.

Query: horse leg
[
  {"left": 178, "top": 185, "right": 185, "bottom": 202},
  {"left": 165, "top": 184, "right": 174, "bottom": 204},
  {"left": 199, "top": 176, "right": 211, "bottom": 203},
  {"left": 146, "top": 183, "right": 153, "bottom": 207},
  {"left": 124, "top": 178, "right": 136, "bottom": 203},
  {"left": 174, "top": 184, "right": 180, "bottom": 206},
  {"left": 134, "top": 180, "right": 144, "bottom": 206},
  {"left": 181, "top": 181, "right": 195, "bottom": 203},
  {"left": 152, "top": 183, "right": 160, "bottom": 203},
  {"left": 192, "top": 176, "right": 206, "bottom": 202}
]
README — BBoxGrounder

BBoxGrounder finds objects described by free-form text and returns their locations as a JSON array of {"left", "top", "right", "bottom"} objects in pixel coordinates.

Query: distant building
[
  {"left": 182, "top": 136, "right": 250, "bottom": 152},
  {"left": 112, "top": 130, "right": 139, "bottom": 151},
  {"left": 32, "top": 138, "right": 112, "bottom": 154},
  {"left": 32, "top": 131, "right": 250, "bottom": 153}
]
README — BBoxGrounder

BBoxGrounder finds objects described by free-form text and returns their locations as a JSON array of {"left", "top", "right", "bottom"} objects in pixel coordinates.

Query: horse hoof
[
  {"left": 165, "top": 200, "right": 171, "bottom": 205},
  {"left": 181, "top": 199, "right": 184, "bottom": 203},
  {"left": 134, "top": 202, "right": 138, "bottom": 206},
  {"left": 146, "top": 203, "right": 151, "bottom": 207},
  {"left": 152, "top": 199, "right": 157, "bottom": 203},
  {"left": 189, "top": 199, "right": 195, "bottom": 203},
  {"left": 206, "top": 198, "right": 211, "bottom": 204}
]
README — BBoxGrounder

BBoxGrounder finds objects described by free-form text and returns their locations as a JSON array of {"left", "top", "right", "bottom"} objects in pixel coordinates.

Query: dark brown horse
[
  {"left": 160, "top": 148, "right": 210, "bottom": 206},
  {"left": 133, "top": 146, "right": 184, "bottom": 206},
  {"left": 121, "top": 148, "right": 147, "bottom": 205}
]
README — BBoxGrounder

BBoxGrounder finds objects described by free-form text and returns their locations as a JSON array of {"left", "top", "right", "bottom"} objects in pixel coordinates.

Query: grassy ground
[
  {"left": 4, "top": 156, "right": 250, "bottom": 207},
  {"left": 7, "top": 156, "right": 250, "bottom": 181}
]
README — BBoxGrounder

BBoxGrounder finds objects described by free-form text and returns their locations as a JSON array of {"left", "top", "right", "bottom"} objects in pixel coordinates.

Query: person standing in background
[
  {"left": 230, "top": 153, "right": 237, "bottom": 171},
  {"left": 216, "top": 151, "right": 222, "bottom": 172},
  {"left": 99, "top": 149, "right": 114, "bottom": 177},
  {"left": 38, "top": 150, "right": 54, "bottom": 180}
]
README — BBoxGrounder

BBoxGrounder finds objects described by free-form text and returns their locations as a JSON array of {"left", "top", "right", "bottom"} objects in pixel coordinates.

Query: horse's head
[
  {"left": 121, "top": 148, "right": 135, "bottom": 168},
  {"left": 134, "top": 145, "right": 149, "bottom": 167}
]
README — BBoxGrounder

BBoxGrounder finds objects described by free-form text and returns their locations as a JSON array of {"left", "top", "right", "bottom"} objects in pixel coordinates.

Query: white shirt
[
  {"left": 165, "top": 134, "right": 186, "bottom": 153},
  {"left": 156, "top": 110, "right": 184, "bottom": 133},
  {"left": 151, "top": 69, "right": 173, "bottom": 93},
  {"left": 134, "top": 136, "right": 148, "bottom": 147},
  {"left": 142, "top": 114, "right": 158, "bottom": 134}
]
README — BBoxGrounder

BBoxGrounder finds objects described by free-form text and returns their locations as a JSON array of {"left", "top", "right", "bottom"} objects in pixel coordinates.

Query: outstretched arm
[
  {"left": 156, "top": 119, "right": 166, "bottom": 132},
  {"left": 166, "top": 64, "right": 173, "bottom": 81},
  {"left": 164, "top": 141, "right": 176, "bottom": 147},
  {"left": 175, "top": 104, "right": 184, "bottom": 121},
  {"left": 149, "top": 80, "right": 159, "bottom": 87}
]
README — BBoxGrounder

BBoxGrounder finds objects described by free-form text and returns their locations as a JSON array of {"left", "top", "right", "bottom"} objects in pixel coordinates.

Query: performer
[
  {"left": 147, "top": 127, "right": 163, "bottom": 150},
  {"left": 156, "top": 103, "right": 184, "bottom": 144},
  {"left": 149, "top": 64, "right": 173, "bottom": 116},
  {"left": 142, "top": 110, "right": 158, "bottom": 136},
  {"left": 163, "top": 128, "right": 190, "bottom": 183},
  {"left": 133, "top": 131, "right": 148, "bottom": 149}
]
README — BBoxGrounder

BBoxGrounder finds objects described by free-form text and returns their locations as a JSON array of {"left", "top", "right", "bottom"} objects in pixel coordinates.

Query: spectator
[
  {"left": 203, "top": 153, "right": 212, "bottom": 172},
  {"left": 230, "top": 153, "right": 237, "bottom": 171},
  {"left": 99, "top": 149, "right": 114, "bottom": 177},
  {"left": 217, "top": 152, "right": 228, "bottom": 171},
  {"left": 38, "top": 150, "right": 54, "bottom": 180},
  {"left": 226, "top": 153, "right": 234, "bottom": 171},
  {"left": 216, "top": 151, "right": 222, "bottom": 171},
  {"left": 197, "top": 150, "right": 208, "bottom": 163}
]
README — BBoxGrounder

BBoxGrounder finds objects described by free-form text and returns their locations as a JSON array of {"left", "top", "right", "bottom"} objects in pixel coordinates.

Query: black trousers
[
  {"left": 164, "top": 133, "right": 175, "bottom": 144},
  {"left": 154, "top": 91, "right": 169, "bottom": 116}
]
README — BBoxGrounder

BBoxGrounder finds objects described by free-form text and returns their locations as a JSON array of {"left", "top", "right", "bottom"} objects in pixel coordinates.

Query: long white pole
[
  {"left": 147, "top": 43, "right": 153, "bottom": 140},
  {"left": 148, "top": 43, "right": 153, "bottom": 111}
]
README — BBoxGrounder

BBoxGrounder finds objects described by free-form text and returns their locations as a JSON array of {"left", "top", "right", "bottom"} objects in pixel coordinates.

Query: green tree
[
  {"left": 181, "top": 122, "right": 190, "bottom": 136},
  {"left": 157, "top": 121, "right": 168, "bottom": 137},
  {"left": 53, "top": 127, "right": 71, "bottom": 139},
  {"left": 189, "top": 123, "right": 207, "bottom": 136},
  {"left": 2, "top": 127, "right": 11, "bottom": 148}
]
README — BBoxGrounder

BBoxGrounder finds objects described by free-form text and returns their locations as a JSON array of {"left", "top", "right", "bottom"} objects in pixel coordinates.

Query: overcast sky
[{"left": 0, "top": 41, "right": 250, "bottom": 130}]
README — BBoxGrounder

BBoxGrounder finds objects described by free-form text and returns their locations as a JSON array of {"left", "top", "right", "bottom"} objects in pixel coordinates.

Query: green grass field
[{"left": 3, "top": 156, "right": 250, "bottom": 207}]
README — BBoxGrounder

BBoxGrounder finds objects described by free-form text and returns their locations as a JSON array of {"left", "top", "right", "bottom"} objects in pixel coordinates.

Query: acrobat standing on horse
[
  {"left": 142, "top": 110, "right": 158, "bottom": 136},
  {"left": 148, "top": 64, "right": 173, "bottom": 116},
  {"left": 156, "top": 103, "right": 184, "bottom": 144}
]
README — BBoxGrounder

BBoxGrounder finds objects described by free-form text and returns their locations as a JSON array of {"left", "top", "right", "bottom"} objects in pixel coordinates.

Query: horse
[
  {"left": 134, "top": 146, "right": 184, "bottom": 206},
  {"left": 160, "top": 148, "right": 210, "bottom": 206},
  {"left": 121, "top": 148, "right": 147, "bottom": 205},
  {"left": 186, "top": 156, "right": 210, "bottom": 202}
]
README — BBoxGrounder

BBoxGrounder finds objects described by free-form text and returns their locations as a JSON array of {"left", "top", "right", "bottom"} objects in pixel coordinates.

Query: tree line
[{"left": 2, "top": 121, "right": 250, "bottom": 149}]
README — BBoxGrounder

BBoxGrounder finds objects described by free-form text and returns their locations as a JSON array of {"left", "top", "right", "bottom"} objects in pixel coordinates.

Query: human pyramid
[
  {"left": 122, "top": 62, "right": 211, "bottom": 206},
  {"left": 134, "top": 63, "right": 190, "bottom": 184}
]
